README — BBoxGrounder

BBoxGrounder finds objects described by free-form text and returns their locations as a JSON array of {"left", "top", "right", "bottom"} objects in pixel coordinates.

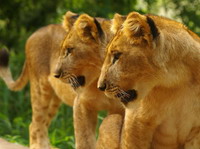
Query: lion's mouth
[
  {"left": 76, "top": 76, "right": 85, "bottom": 86},
  {"left": 55, "top": 72, "right": 85, "bottom": 89},
  {"left": 115, "top": 89, "right": 137, "bottom": 104},
  {"left": 68, "top": 75, "right": 85, "bottom": 89}
]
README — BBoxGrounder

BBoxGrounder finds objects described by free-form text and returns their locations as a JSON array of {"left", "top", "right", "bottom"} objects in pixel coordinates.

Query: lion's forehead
[
  {"left": 107, "top": 33, "right": 131, "bottom": 53},
  {"left": 63, "top": 33, "right": 81, "bottom": 47}
]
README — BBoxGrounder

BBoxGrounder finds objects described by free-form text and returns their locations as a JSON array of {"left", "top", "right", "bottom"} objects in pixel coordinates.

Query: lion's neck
[
  {"left": 156, "top": 30, "right": 200, "bottom": 87},
  {"left": 182, "top": 36, "right": 200, "bottom": 85}
]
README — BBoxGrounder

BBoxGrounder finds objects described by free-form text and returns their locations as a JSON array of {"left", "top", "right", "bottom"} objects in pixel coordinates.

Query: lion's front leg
[
  {"left": 121, "top": 107, "right": 157, "bottom": 149},
  {"left": 73, "top": 96, "right": 98, "bottom": 149}
]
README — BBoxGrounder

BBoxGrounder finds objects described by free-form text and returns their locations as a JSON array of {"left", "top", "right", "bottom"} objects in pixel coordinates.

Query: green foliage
[
  {"left": 0, "top": 0, "right": 200, "bottom": 148},
  {"left": 48, "top": 105, "right": 75, "bottom": 149},
  {"left": 171, "top": 0, "right": 200, "bottom": 34}
]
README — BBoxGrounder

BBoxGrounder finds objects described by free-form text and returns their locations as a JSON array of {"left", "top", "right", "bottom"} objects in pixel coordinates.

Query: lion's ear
[
  {"left": 75, "top": 14, "right": 103, "bottom": 42},
  {"left": 111, "top": 13, "right": 126, "bottom": 34},
  {"left": 124, "top": 12, "right": 159, "bottom": 44},
  {"left": 62, "top": 11, "right": 79, "bottom": 32}
]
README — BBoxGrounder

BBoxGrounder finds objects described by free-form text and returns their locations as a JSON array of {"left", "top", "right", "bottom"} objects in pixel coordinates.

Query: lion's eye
[
  {"left": 65, "top": 48, "right": 74, "bottom": 56},
  {"left": 112, "top": 52, "right": 122, "bottom": 64}
]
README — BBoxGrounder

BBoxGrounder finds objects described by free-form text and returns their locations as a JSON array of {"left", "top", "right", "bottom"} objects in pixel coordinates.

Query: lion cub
[
  {"left": 98, "top": 11, "right": 200, "bottom": 149},
  {"left": 54, "top": 14, "right": 126, "bottom": 149}
]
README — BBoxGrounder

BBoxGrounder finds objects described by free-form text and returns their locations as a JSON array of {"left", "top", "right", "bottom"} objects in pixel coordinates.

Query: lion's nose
[
  {"left": 54, "top": 69, "right": 62, "bottom": 78},
  {"left": 98, "top": 82, "right": 107, "bottom": 91}
]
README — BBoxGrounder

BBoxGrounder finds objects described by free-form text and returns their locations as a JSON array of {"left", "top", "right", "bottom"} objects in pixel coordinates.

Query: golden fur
[
  {"left": 0, "top": 11, "right": 79, "bottom": 149},
  {"left": 96, "top": 114, "right": 123, "bottom": 149},
  {"left": 54, "top": 14, "right": 124, "bottom": 149},
  {"left": 98, "top": 11, "right": 200, "bottom": 149}
]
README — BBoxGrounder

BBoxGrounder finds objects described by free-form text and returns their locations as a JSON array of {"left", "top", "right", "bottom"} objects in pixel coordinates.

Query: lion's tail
[{"left": 0, "top": 48, "right": 29, "bottom": 91}]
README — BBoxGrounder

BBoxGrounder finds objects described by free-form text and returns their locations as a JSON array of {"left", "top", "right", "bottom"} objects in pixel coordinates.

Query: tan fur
[
  {"left": 111, "top": 13, "right": 127, "bottom": 34},
  {"left": 54, "top": 14, "right": 124, "bottom": 149},
  {"left": 98, "top": 11, "right": 200, "bottom": 149},
  {"left": 62, "top": 11, "right": 79, "bottom": 33},
  {"left": 0, "top": 11, "right": 78, "bottom": 149},
  {"left": 96, "top": 114, "right": 123, "bottom": 149}
]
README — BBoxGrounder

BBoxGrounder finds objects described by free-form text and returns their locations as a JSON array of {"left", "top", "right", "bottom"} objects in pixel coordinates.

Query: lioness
[
  {"left": 98, "top": 11, "right": 200, "bottom": 149},
  {"left": 0, "top": 11, "right": 79, "bottom": 149},
  {"left": 54, "top": 14, "right": 126, "bottom": 149}
]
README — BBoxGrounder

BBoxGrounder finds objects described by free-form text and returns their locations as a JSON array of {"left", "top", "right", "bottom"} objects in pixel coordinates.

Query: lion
[
  {"left": 53, "top": 13, "right": 126, "bottom": 149},
  {"left": 0, "top": 11, "right": 79, "bottom": 149},
  {"left": 98, "top": 11, "right": 200, "bottom": 149},
  {"left": 0, "top": 12, "right": 126, "bottom": 149}
]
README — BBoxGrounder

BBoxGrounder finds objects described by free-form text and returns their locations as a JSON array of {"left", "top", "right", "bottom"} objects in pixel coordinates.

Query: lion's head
[
  {"left": 98, "top": 12, "right": 196, "bottom": 104},
  {"left": 54, "top": 13, "right": 112, "bottom": 90}
]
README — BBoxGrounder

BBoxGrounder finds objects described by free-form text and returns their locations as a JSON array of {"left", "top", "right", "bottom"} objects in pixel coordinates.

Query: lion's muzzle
[
  {"left": 98, "top": 82, "right": 107, "bottom": 91},
  {"left": 117, "top": 89, "right": 137, "bottom": 104}
]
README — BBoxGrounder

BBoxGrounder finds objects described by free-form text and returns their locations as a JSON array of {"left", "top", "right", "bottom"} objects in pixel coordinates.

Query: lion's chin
[
  {"left": 58, "top": 75, "right": 86, "bottom": 90},
  {"left": 118, "top": 89, "right": 137, "bottom": 104},
  {"left": 76, "top": 75, "right": 85, "bottom": 86},
  {"left": 105, "top": 89, "right": 137, "bottom": 104}
]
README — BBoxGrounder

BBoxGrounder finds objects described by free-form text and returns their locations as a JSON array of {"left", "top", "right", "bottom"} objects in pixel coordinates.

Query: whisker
[
  {"left": 73, "top": 75, "right": 80, "bottom": 84},
  {"left": 119, "top": 89, "right": 130, "bottom": 98},
  {"left": 115, "top": 88, "right": 130, "bottom": 103},
  {"left": 109, "top": 87, "right": 118, "bottom": 92},
  {"left": 65, "top": 74, "right": 78, "bottom": 89},
  {"left": 69, "top": 79, "right": 73, "bottom": 85},
  {"left": 107, "top": 84, "right": 131, "bottom": 103},
  {"left": 71, "top": 75, "right": 80, "bottom": 88}
]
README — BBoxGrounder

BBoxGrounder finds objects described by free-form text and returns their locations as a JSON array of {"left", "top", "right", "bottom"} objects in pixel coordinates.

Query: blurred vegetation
[{"left": 0, "top": 0, "right": 200, "bottom": 148}]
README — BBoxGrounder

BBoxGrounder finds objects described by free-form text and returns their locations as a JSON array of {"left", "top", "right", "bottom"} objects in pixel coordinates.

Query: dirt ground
[{"left": 0, "top": 138, "right": 29, "bottom": 149}]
